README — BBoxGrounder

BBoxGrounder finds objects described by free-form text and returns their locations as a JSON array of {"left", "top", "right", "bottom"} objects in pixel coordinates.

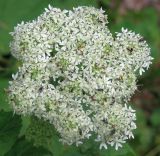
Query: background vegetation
[{"left": 0, "top": 0, "right": 160, "bottom": 156}]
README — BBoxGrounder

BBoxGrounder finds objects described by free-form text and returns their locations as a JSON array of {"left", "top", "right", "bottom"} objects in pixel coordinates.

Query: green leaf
[
  {"left": 150, "top": 109, "right": 160, "bottom": 127},
  {"left": 5, "top": 137, "right": 52, "bottom": 156},
  {"left": 134, "top": 109, "right": 153, "bottom": 152},
  {"left": 19, "top": 116, "right": 31, "bottom": 137},
  {"left": 0, "top": 78, "right": 10, "bottom": 111},
  {"left": 25, "top": 117, "right": 55, "bottom": 148},
  {"left": 0, "top": 111, "right": 21, "bottom": 155},
  {"left": 51, "top": 0, "right": 97, "bottom": 9}
]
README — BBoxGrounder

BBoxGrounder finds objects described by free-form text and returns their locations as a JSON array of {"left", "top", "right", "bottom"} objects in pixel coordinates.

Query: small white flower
[
  {"left": 115, "top": 142, "right": 122, "bottom": 150},
  {"left": 100, "top": 143, "right": 108, "bottom": 150}
]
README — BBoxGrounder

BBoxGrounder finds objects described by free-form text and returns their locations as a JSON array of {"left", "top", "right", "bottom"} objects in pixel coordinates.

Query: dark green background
[{"left": 0, "top": 0, "right": 160, "bottom": 156}]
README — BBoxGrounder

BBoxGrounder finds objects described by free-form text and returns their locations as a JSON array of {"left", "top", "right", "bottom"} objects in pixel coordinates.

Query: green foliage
[
  {"left": 150, "top": 109, "right": 160, "bottom": 127},
  {"left": 0, "top": 78, "right": 10, "bottom": 110},
  {"left": 25, "top": 117, "right": 55, "bottom": 148},
  {"left": 0, "top": 111, "right": 21, "bottom": 156},
  {"left": 5, "top": 137, "right": 52, "bottom": 156},
  {"left": 101, "top": 144, "right": 137, "bottom": 156}
]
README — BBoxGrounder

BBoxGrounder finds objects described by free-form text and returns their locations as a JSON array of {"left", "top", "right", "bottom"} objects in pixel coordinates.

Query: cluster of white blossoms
[{"left": 8, "top": 5, "right": 153, "bottom": 150}]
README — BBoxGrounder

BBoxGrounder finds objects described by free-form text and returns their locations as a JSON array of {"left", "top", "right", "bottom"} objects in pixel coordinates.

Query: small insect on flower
[
  {"left": 127, "top": 47, "right": 133, "bottom": 54},
  {"left": 78, "top": 128, "right": 82, "bottom": 136},
  {"left": 102, "top": 118, "right": 108, "bottom": 124},
  {"left": 38, "top": 86, "right": 43, "bottom": 93},
  {"left": 139, "top": 37, "right": 145, "bottom": 42},
  {"left": 110, "top": 128, "right": 116, "bottom": 136},
  {"left": 110, "top": 97, "right": 115, "bottom": 105}
]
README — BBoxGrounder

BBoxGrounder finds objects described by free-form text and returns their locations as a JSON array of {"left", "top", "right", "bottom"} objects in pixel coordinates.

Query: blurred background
[{"left": 0, "top": 0, "right": 160, "bottom": 156}]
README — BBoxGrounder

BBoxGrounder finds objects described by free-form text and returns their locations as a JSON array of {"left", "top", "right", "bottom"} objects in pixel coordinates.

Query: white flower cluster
[{"left": 8, "top": 6, "right": 152, "bottom": 150}]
